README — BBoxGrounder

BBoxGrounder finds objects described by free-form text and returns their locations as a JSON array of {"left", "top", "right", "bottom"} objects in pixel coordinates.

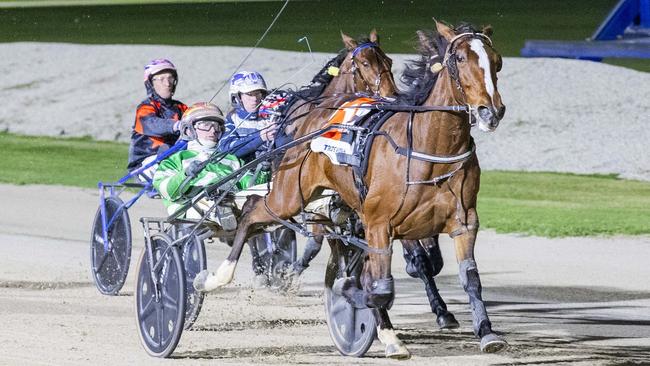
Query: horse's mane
[{"left": 398, "top": 22, "right": 480, "bottom": 105}]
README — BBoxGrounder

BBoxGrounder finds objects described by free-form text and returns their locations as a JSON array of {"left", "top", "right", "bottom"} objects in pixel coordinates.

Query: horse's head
[
  {"left": 433, "top": 21, "right": 506, "bottom": 132},
  {"left": 340, "top": 30, "right": 397, "bottom": 97}
]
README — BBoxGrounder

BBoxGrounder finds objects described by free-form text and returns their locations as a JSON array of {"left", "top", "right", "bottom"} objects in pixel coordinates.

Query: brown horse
[
  {"left": 207, "top": 20, "right": 506, "bottom": 357},
  {"left": 193, "top": 29, "right": 397, "bottom": 283}
]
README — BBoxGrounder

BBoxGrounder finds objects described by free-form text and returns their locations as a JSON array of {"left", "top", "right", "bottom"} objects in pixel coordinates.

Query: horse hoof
[
  {"left": 192, "top": 270, "right": 211, "bottom": 293},
  {"left": 437, "top": 313, "right": 460, "bottom": 330},
  {"left": 385, "top": 343, "right": 411, "bottom": 360},
  {"left": 480, "top": 333, "right": 508, "bottom": 353}
]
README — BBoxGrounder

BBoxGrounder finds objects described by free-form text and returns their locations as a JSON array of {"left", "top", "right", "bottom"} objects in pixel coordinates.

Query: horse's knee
[
  {"left": 403, "top": 242, "right": 428, "bottom": 278},
  {"left": 403, "top": 239, "right": 443, "bottom": 278},
  {"left": 424, "top": 238, "right": 444, "bottom": 276}
]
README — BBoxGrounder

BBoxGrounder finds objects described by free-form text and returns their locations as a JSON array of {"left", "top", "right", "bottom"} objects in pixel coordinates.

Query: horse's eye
[
  {"left": 456, "top": 55, "right": 465, "bottom": 63},
  {"left": 362, "top": 61, "right": 370, "bottom": 67}
]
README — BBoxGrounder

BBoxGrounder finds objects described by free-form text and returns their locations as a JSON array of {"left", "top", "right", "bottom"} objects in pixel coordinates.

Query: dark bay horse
[{"left": 209, "top": 20, "right": 507, "bottom": 357}]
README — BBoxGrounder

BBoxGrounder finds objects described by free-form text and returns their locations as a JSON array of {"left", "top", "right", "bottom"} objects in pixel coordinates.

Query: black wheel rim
[
  {"left": 90, "top": 197, "right": 131, "bottom": 295},
  {"left": 181, "top": 233, "right": 206, "bottom": 329},
  {"left": 324, "top": 246, "right": 376, "bottom": 357},
  {"left": 135, "top": 235, "right": 185, "bottom": 357}
]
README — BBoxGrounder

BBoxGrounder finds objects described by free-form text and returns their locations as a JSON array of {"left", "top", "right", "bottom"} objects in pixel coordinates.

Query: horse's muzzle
[{"left": 476, "top": 105, "right": 504, "bottom": 132}]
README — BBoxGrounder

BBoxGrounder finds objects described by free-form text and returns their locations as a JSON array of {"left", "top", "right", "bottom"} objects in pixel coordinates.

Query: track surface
[{"left": 0, "top": 183, "right": 649, "bottom": 365}]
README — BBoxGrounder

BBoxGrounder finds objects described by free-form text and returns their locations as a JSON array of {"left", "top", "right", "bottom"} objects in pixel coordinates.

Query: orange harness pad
[{"left": 321, "top": 97, "right": 379, "bottom": 140}]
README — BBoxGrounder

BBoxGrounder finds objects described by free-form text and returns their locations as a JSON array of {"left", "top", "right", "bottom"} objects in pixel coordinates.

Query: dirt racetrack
[{"left": 0, "top": 183, "right": 649, "bottom": 365}]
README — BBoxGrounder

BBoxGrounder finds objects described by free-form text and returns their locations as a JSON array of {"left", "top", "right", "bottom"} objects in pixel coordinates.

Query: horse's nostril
[
  {"left": 497, "top": 105, "right": 506, "bottom": 119},
  {"left": 478, "top": 106, "right": 493, "bottom": 120}
]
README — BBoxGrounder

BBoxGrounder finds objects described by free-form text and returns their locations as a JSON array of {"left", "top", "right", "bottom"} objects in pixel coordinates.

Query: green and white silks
[{"left": 153, "top": 141, "right": 269, "bottom": 215}]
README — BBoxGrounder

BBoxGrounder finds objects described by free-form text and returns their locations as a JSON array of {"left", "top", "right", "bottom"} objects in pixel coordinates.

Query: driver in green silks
[{"left": 152, "top": 102, "right": 268, "bottom": 230}]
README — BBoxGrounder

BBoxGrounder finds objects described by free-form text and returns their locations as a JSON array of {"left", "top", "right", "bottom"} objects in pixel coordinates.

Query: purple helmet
[{"left": 143, "top": 58, "right": 177, "bottom": 82}]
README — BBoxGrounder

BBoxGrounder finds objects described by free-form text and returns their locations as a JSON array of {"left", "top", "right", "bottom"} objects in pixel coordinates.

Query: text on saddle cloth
[{"left": 310, "top": 97, "right": 381, "bottom": 166}]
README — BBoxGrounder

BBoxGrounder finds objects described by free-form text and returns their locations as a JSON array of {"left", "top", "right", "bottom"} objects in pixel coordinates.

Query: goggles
[
  {"left": 151, "top": 75, "right": 177, "bottom": 84},
  {"left": 194, "top": 120, "right": 224, "bottom": 133}
]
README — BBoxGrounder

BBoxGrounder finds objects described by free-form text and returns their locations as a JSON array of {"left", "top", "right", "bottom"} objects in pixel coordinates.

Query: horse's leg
[
  {"left": 360, "top": 223, "right": 409, "bottom": 358},
  {"left": 193, "top": 195, "right": 272, "bottom": 291},
  {"left": 194, "top": 164, "right": 316, "bottom": 292},
  {"left": 374, "top": 308, "right": 411, "bottom": 359},
  {"left": 291, "top": 227, "right": 324, "bottom": 276},
  {"left": 453, "top": 228, "right": 508, "bottom": 352},
  {"left": 402, "top": 237, "right": 459, "bottom": 329}
]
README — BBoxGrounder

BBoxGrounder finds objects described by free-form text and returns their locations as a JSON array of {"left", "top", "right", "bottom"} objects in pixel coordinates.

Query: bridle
[
  {"left": 439, "top": 32, "right": 493, "bottom": 107},
  {"left": 341, "top": 42, "right": 392, "bottom": 96}
]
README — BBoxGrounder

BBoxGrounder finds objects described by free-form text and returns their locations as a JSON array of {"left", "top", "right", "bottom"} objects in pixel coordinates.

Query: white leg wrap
[
  {"left": 377, "top": 327, "right": 411, "bottom": 360},
  {"left": 202, "top": 260, "right": 237, "bottom": 292}
]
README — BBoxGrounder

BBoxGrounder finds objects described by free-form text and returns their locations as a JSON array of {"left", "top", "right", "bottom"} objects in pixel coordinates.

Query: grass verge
[
  {"left": 478, "top": 171, "right": 650, "bottom": 237},
  {"left": 0, "top": 132, "right": 128, "bottom": 187},
  {"left": 2, "top": 132, "right": 649, "bottom": 237}
]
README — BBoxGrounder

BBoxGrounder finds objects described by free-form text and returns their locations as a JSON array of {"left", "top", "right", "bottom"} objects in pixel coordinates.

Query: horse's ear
[
  {"left": 434, "top": 19, "right": 455, "bottom": 41},
  {"left": 369, "top": 28, "right": 379, "bottom": 44},
  {"left": 341, "top": 31, "right": 358, "bottom": 50},
  {"left": 482, "top": 25, "right": 493, "bottom": 37}
]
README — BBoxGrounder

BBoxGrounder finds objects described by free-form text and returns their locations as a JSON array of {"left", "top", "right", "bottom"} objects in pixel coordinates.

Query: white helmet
[{"left": 229, "top": 71, "right": 267, "bottom": 105}]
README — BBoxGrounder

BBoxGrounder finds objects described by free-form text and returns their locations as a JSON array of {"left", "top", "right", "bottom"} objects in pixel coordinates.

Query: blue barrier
[{"left": 521, "top": 0, "right": 650, "bottom": 60}]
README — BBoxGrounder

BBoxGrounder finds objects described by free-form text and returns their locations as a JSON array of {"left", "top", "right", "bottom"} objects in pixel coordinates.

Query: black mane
[{"left": 398, "top": 22, "right": 481, "bottom": 105}]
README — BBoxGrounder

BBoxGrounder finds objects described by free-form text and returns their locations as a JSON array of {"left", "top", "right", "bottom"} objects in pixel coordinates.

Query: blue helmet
[{"left": 229, "top": 71, "right": 267, "bottom": 105}]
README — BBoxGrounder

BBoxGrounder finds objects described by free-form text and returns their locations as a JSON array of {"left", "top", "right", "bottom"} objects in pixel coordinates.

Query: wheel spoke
[
  {"left": 156, "top": 306, "right": 164, "bottom": 346},
  {"left": 140, "top": 295, "right": 157, "bottom": 321},
  {"left": 94, "top": 252, "right": 109, "bottom": 272},
  {"left": 162, "top": 289, "right": 179, "bottom": 312},
  {"left": 110, "top": 250, "right": 122, "bottom": 271},
  {"left": 257, "top": 246, "right": 269, "bottom": 257}
]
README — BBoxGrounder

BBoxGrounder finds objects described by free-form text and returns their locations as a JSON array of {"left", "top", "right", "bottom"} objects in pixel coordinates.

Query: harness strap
[
  {"left": 372, "top": 131, "right": 476, "bottom": 164},
  {"left": 261, "top": 194, "right": 393, "bottom": 255}
]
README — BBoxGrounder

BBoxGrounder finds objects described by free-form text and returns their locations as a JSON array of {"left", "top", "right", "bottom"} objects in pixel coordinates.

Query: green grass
[
  {"left": 1, "top": 0, "right": 648, "bottom": 72},
  {"left": 2, "top": 132, "right": 649, "bottom": 237},
  {"left": 478, "top": 171, "right": 650, "bottom": 237},
  {"left": 0, "top": 132, "right": 128, "bottom": 187}
]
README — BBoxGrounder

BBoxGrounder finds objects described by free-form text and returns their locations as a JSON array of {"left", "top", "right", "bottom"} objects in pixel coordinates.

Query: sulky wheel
[
  {"left": 179, "top": 230, "right": 206, "bottom": 329},
  {"left": 90, "top": 196, "right": 132, "bottom": 296},
  {"left": 324, "top": 240, "right": 376, "bottom": 357},
  {"left": 253, "top": 228, "right": 297, "bottom": 289},
  {"left": 135, "top": 233, "right": 186, "bottom": 358}
]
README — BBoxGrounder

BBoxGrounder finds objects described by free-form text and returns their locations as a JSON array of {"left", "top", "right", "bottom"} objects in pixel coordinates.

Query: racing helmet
[
  {"left": 143, "top": 58, "right": 178, "bottom": 85},
  {"left": 179, "top": 102, "right": 225, "bottom": 141},
  {"left": 229, "top": 71, "right": 268, "bottom": 105}
]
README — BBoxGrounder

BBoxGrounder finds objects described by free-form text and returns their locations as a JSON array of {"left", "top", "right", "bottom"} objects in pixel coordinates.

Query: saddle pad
[{"left": 310, "top": 97, "right": 380, "bottom": 165}]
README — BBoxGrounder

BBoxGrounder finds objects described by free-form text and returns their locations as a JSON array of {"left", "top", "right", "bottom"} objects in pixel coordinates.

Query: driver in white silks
[{"left": 152, "top": 102, "right": 266, "bottom": 230}]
